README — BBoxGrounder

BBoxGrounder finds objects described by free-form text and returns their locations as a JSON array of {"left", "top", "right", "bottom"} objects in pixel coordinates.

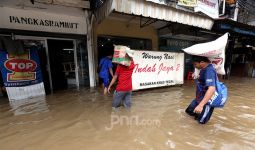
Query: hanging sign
[
  {"left": 195, "top": 0, "right": 219, "bottom": 19},
  {"left": 0, "top": 48, "right": 43, "bottom": 87},
  {"left": 178, "top": 0, "right": 197, "bottom": 7}
]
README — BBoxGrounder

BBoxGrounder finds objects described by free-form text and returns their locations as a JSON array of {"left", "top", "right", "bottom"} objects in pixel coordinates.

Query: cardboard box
[{"left": 112, "top": 45, "right": 134, "bottom": 66}]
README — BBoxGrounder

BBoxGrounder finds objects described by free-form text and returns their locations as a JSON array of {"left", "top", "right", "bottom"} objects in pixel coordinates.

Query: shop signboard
[
  {"left": 0, "top": 48, "right": 45, "bottom": 100},
  {"left": 166, "top": 38, "right": 194, "bottom": 51},
  {"left": 0, "top": 7, "right": 87, "bottom": 35},
  {"left": 145, "top": 0, "right": 166, "bottom": 5},
  {"left": 195, "top": 0, "right": 219, "bottom": 19},
  {"left": 132, "top": 51, "right": 184, "bottom": 90},
  {"left": 178, "top": 0, "right": 197, "bottom": 7}
]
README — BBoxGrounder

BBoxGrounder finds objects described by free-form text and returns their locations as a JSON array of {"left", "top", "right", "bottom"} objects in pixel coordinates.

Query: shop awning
[
  {"left": 96, "top": 0, "right": 214, "bottom": 30},
  {"left": 213, "top": 19, "right": 255, "bottom": 37}
]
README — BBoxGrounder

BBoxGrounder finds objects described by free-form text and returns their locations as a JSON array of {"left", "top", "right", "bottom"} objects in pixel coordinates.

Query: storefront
[
  {"left": 93, "top": 0, "right": 214, "bottom": 85},
  {"left": 0, "top": 7, "right": 91, "bottom": 99}
]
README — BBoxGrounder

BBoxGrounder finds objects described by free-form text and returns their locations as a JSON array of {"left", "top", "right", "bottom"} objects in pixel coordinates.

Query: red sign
[{"left": 4, "top": 59, "right": 37, "bottom": 72}]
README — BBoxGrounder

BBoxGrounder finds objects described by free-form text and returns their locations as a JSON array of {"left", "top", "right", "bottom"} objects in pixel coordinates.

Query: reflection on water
[
  {"left": 0, "top": 77, "right": 255, "bottom": 150},
  {"left": 9, "top": 96, "right": 49, "bottom": 116}
]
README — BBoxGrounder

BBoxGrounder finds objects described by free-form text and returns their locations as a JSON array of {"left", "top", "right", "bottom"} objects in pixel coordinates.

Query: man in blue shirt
[
  {"left": 99, "top": 54, "right": 113, "bottom": 95},
  {"left": 185, "top": 56, "right": 217, "bottom": 124}
]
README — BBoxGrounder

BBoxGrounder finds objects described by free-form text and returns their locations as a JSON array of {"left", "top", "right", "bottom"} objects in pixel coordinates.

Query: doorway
[
  {"left": 47, "top": 39, "right": 78, "bottom": 91},
  {"left": 1, "top": 35, "right": 83, "bottom": 95}
]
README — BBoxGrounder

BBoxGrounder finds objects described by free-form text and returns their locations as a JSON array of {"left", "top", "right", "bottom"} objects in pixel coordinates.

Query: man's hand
[
  {"left": 108, "top": 75, "right": 117, "bottom": 94},
  {"left": 194, "top": 104, "right": 203, "bottom": 114},
  {"left": 107, "top": 87, "right": 111, "bottom": 94},
  {"left": 194, "top": 86, "right": 215, "bottom": 114}
]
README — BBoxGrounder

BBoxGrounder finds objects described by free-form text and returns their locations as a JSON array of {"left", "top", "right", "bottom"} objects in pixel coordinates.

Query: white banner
[
  {"left": 195, "top": 0, "right": 219, "bottom": 19},
  {"left": 132, "top": 51, "right": 184, "bottom": 90},
  {"left": 0, "top": 7, "right": 87, "bottom": 35},
  {"left": 6, "top": 82, "right": 45, "bottom": 101}
]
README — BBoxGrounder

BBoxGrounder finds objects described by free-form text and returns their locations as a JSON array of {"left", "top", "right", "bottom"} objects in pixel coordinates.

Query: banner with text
[
  {"left": 195, "top": 0, "right": 219, "bottom": 19},
  {"left": 132, "top": 51, "right": 184, "bottom": 90}
]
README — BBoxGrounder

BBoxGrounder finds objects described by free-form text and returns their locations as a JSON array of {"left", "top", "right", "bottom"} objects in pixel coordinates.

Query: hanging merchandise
[{"left": 2, "top": 38, "right": 25, "bottom": 54}]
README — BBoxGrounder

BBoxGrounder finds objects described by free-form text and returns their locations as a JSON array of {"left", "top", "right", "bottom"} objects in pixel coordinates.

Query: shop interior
[
  {"left": 97, "top": 35, "right": 152, "bottom": 62},
  {"left": 231, "top": 47, "right": 255, "bottom": 77},
  {"left": 97, "top": 35, "right": 152, "bottom": 76},
  {"left": 47, "top": 39, "right": 77, "bottom": 91}
]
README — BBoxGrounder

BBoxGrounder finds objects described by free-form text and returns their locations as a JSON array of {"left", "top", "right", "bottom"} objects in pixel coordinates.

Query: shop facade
[
  {"left": 92, "top": 0, "right": 215, "bottom": 84},
  {"left": 0, "top": 6, "right": 91, "bottom": 99}
]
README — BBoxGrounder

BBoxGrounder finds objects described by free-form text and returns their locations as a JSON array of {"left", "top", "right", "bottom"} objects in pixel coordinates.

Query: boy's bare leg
[{"left": 103, "top": 87, "right": 108, "bottom": 96}]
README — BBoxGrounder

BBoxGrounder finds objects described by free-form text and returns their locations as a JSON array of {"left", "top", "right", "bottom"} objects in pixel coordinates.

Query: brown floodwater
[{"left": 0, "top": 77, "right": 255, "bottom": 150}]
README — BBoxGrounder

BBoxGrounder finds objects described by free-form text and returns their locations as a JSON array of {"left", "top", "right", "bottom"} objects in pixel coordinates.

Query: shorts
[
  {"left": 100, "top": 77, "right": 110, "bottom": 88},
  {"left": 185, "top": 99, "right": 214, "bottom": 124}
]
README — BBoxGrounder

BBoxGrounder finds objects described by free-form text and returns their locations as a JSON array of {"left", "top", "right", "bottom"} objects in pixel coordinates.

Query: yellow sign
[{"left": 178, "top": 0, "right": 197, "bottom": 7}]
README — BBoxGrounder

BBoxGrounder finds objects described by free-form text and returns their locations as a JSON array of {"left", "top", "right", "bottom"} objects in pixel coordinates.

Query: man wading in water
[
  {"left": 186, "top": 56, "right": 217, "bottom": 124},
  {"left": 108, "top": 60, "right": 135, "bottom": 109}
]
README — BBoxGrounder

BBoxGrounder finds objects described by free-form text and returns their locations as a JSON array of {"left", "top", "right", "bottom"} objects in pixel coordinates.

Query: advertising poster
[{"left": 0, "top": 48, "right": 43, "bottom": 87}]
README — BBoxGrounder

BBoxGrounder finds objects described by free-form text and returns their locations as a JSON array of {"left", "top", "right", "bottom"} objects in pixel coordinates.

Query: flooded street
[{"left": 1, "top": 78, "right": 255, "bottom": 150}]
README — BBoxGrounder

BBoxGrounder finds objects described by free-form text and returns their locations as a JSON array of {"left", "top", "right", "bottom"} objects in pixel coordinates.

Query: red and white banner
[
  {"left": 195, "top": 0, "right": 219, "bottom": 19},
  {"left": 132, "top": 51, "right": 184, "bottom": 90}
]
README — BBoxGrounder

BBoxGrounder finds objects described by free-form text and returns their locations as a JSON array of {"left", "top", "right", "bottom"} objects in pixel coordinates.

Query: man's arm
[
  {"left": 108, "top": 75, "right": 117, "bottom": 93},
  {"left": 194, "top": 86, "right": 215, "bottom": 114},
  {"left": 109, "top": 68, "right": 114, "bottom": 78},
  {"left": 108, "top": 61, "right": 114, "bottom": 78}
]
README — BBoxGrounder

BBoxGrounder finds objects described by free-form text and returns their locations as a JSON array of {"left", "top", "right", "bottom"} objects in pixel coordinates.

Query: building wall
[
  {"left": 0, "top": 0, "right": 87, "bottom": 17},
  {"left": 95, "top": 18, "right": 158, "bottom": 51}
]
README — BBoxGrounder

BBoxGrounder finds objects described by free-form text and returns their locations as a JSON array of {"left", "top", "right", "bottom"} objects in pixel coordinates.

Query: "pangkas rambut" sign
[
  {"left": 0, "top": 7, "right": 87, "bottom": 34},
  {"left": 9, "top": 16, "right": 79, "bottom": 29}
]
